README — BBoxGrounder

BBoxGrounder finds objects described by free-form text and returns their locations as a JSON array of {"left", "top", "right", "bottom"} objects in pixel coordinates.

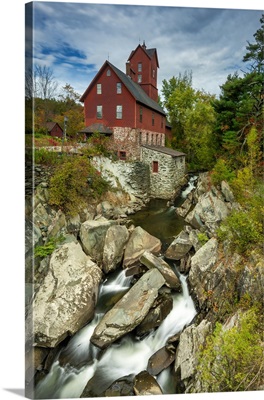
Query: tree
[
  {"left": 34, "top": 64, "right": 58, "bottom": 99},
  {"left": 161, "top": 72, "right": 217, "bottom": 170},
  {"left": 243, "top": 14, "right": 264, "bottom": 73},
  {"left": 197, "top": 309, "right": 263, "bottom": 392},
  {"left": 213, "top": 14, "right": 264, "bottom": 170}
]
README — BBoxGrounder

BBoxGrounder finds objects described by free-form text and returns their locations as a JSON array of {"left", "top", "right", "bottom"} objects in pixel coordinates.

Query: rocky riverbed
[{"left": 25, "top": 171, "right": 264, "bottom": 397}]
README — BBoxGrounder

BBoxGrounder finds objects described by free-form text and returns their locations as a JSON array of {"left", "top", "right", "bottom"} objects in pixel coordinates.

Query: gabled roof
[
  {"left": 80, "top": 60, "right": 165, "bottom": 116},
  {"left": 128, "top": 43, "right": 159, "bottom": 68},
  {"left": 142, "top": 145, "right": 186, "bottom": 157},
  {"left": 46, "top": 122, "right": 62, "bottom": 131}
]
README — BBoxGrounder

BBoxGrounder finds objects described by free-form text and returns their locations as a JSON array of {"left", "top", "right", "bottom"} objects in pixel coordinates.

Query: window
[
  {"left": 138, "top": 62, "right": 142, "bottom": 72},
  {"left": 152, "top": 69, "right": 155, "bottom": 78},
  {"left": 146, "top": 132, "right": 149, "bottom": 144},
  {"left": 119, "top": 151, "right": 126, "bottom": 160},
  {"left": 138, "top": 74, "right": 142, "bottom": 83},
  {"left": 97, "top": 105, "right": 102, "bottom": 119},
  {"left": 116, "top": 82, "right": 122, "bottom": 94},
  {"left": 97, "top": 83, "right": 102, "bottom": 94},
  {"left": 107, "top": 69, "right": 111, "bottom": 76},
  {"left": 116, "top": 105, "right": 122, "bottom": 119},
  {"left": 139, "top": 131, "right": 142, "bottom": 144},
  {"left": 152, "top": 113, "right": 155, "bottom": 126},
  {"left": 151, "top": 134, "right": 154, "bottom": 144},
  {"left": 156, "top": 134, "right": 159, "bottom": 145},
  {"left": 139, "top": 106, "right": 143, "bottom": 122},
  {"left": 153, "top": 161, "right": 159, "bottom": 173}
]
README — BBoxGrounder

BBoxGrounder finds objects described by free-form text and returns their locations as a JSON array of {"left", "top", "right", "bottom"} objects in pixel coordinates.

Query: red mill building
[{"left": 80, "top": 42, "right": 186, "bottom": 199}]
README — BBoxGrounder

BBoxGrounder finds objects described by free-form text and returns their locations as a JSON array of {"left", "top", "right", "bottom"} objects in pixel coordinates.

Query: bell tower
[{"left": 126, "top": 42, "right": 159, "bottom": 102}]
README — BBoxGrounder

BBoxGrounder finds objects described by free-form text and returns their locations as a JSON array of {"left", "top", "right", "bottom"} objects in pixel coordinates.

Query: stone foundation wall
[
  {"left": 141, "top": 147, "right": 186, "bottom": 199},
  {"left": 108, "top": 127, "right": 166, "bottom": 161},
  {"left": 92, "top": 156, "right": 150, "bottom": 199}
]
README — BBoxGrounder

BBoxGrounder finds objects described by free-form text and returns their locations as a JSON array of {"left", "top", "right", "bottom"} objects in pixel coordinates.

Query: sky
[{"left": 26, "top": 0, "right": 263, "bottom": 101}]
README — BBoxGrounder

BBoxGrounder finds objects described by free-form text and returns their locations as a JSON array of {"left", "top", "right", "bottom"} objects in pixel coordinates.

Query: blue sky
[{"left": 26, "top": 0, "right": 263, "bottom": 99}]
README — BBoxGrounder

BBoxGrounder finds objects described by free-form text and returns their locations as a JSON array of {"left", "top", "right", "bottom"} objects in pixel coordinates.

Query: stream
[{"left": 35, "top": 176, "right": 198, "bottom": 398}]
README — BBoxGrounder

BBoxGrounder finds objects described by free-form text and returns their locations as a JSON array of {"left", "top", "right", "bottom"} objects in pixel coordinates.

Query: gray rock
[
  {"left": 165, "top": 230, "right": 193, "bottom": 260},
  {"left": 185, "top": 190, "right": 231, "bottom": 235},
  {"left": 140, "top": 250, "right": 181, "bottom": 290},
  {"left": 136, "top": 292, "right": 173, "bottom": 336},
  {"left": 134, "top": 370, "right": 163, "bottom": 395},
  {"left": 175, "top": 319, "right": 212, "bottom": 381},
  {"left": 79, "top": 217, "right": 115, "bottom": 263},
  {"left": 26, "top": 242, "right": 102, "bottom": 348},
  {"left": 123, "top": 226, "right": 161, "bottom": 269},
  {"left": 102, "top": 225, "right": 129, "bottom": 273},
  {"left": 221, "top": 180, "right": 235, "bottom": 202},
  {"left": 188, "top": 238, "right": 219, "bottom": 306},
  {"left": 90, "top": 268, "right": 165, "bottom": 349},
  {"left": 147, "top": 346, "right": 176, "bottom": 375}
]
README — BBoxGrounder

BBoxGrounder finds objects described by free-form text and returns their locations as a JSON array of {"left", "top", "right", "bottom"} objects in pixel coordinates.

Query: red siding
[
  {"left": 136, "top": 104, "right": 165, "bottom": 134},
  {"left": 128, "top": 45, "right": 158, "bottom": 101},
  {"left": 83, "top": 65, "right": 135, "bottom": 128}
]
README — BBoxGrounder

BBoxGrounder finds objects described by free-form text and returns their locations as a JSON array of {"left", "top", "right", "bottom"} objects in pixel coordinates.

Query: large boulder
[
  {"left": 123, "top": 226, "right": 161, "bottom": 269},
  {"left": 188, "top": 238, "right": 219, "bottom": 307},
  {"left": 102, "top": 225, "right": 129, "bottom": 273},
  {"left": 140, "top": 250, "right": 181, "bottom": 290},
  {"left": 134, "top": 370, "right": 163, "bottom": 395},
  {"left": 90, "top": 268, "right": 165, "bottom": 349},
  {"left": 185, "top": 189, "right": 231, "bottom": 235},
  {"left": 26, "top": 241, "right": 102, "bottom": 348},
  {"left": 147, "top": 345, "right": 176, "bottom": 375},
  {"left": 164, "top": 230, "right": 193, "bottom": 260},
  {"left": 136, "top": 292, "right": 173, "bottom": 336},
  {"left": 174, "top": 319, "right": 212, "bottom": 384},
  {"left": 79, "top": 217, "right": 115, "bottom": 263}
]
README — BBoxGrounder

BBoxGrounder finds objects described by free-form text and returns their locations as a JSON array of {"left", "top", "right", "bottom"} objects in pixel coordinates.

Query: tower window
[
  {"left": 138, "top": 74, "right": 142, "bottom": 83},
  {"left": 106, "top": 69, "right": 111, "bottom": 76},
  {"left": 138, "top": 62, "right": 142, "bottom": 72}
]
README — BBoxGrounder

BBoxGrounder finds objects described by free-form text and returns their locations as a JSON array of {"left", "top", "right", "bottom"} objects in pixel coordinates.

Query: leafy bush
[
  {"left": 34, "top": 235, "right": 64, "bottom": 259},
  {"left": 197, "top": 308, "right": 263, "bottom": 392},
  {"left": 197, "top": 232, "right": 209, "bottom": 246},
  {"left": 211, "top": 159, "right": 235, "bottom": 185},
  {"left": 34, "top": 148, "right": 66, "bottom": 166},
  {"left": 217, "top": 209, "right": 262, "bottom": 254},
  {"left": 48, "top": 155, "right": 109, "bottom": 215}
]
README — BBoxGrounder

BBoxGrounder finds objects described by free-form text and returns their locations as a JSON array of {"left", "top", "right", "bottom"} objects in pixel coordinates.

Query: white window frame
[
  {"left": 97, "top": 105, "right": 102, "bottom": 119},
  {"left": 116, "top": 105, "right": 122, "bottom": 119}
]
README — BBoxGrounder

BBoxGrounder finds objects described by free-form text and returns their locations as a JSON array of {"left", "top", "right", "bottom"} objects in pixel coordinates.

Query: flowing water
[
  {"left": 35, "top": 176, "right": 198, "bottom": 398},
  {"left": 35, "top": 270, "right": 196, "bottom": 398},
  {"left": 131, "top": 175, "right": 198, "bottom": 247}
]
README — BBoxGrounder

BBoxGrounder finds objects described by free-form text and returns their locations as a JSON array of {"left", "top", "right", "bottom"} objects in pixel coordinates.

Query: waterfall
[
  {"left": 35, "top": 268, "right": 196, "bottom": 399},
  {"left": 181, "top": 175, "right": 198, "bottom": 199}
]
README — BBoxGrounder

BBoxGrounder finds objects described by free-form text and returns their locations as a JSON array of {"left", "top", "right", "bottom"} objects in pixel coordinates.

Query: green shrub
[
  {"left": 34, "top": 148, "right": 65, "bottom": 166},
  {"left": 34, "top": 235, "right": 64, "bottom": 259},
  {"left": 211, "top": 159, "right": 235, "bottom": 186},
  {"left": 217, "top": 209, "right": 262, "bottom": 254},
  {"left": 197, "top": 308, "right": 263, "bottom": 392},
  {"left": 48, "top": 155, "right": 109, "bottom": 215},
  {"left": 197, "top": 232, "right": 209, "bottom": 246}
]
